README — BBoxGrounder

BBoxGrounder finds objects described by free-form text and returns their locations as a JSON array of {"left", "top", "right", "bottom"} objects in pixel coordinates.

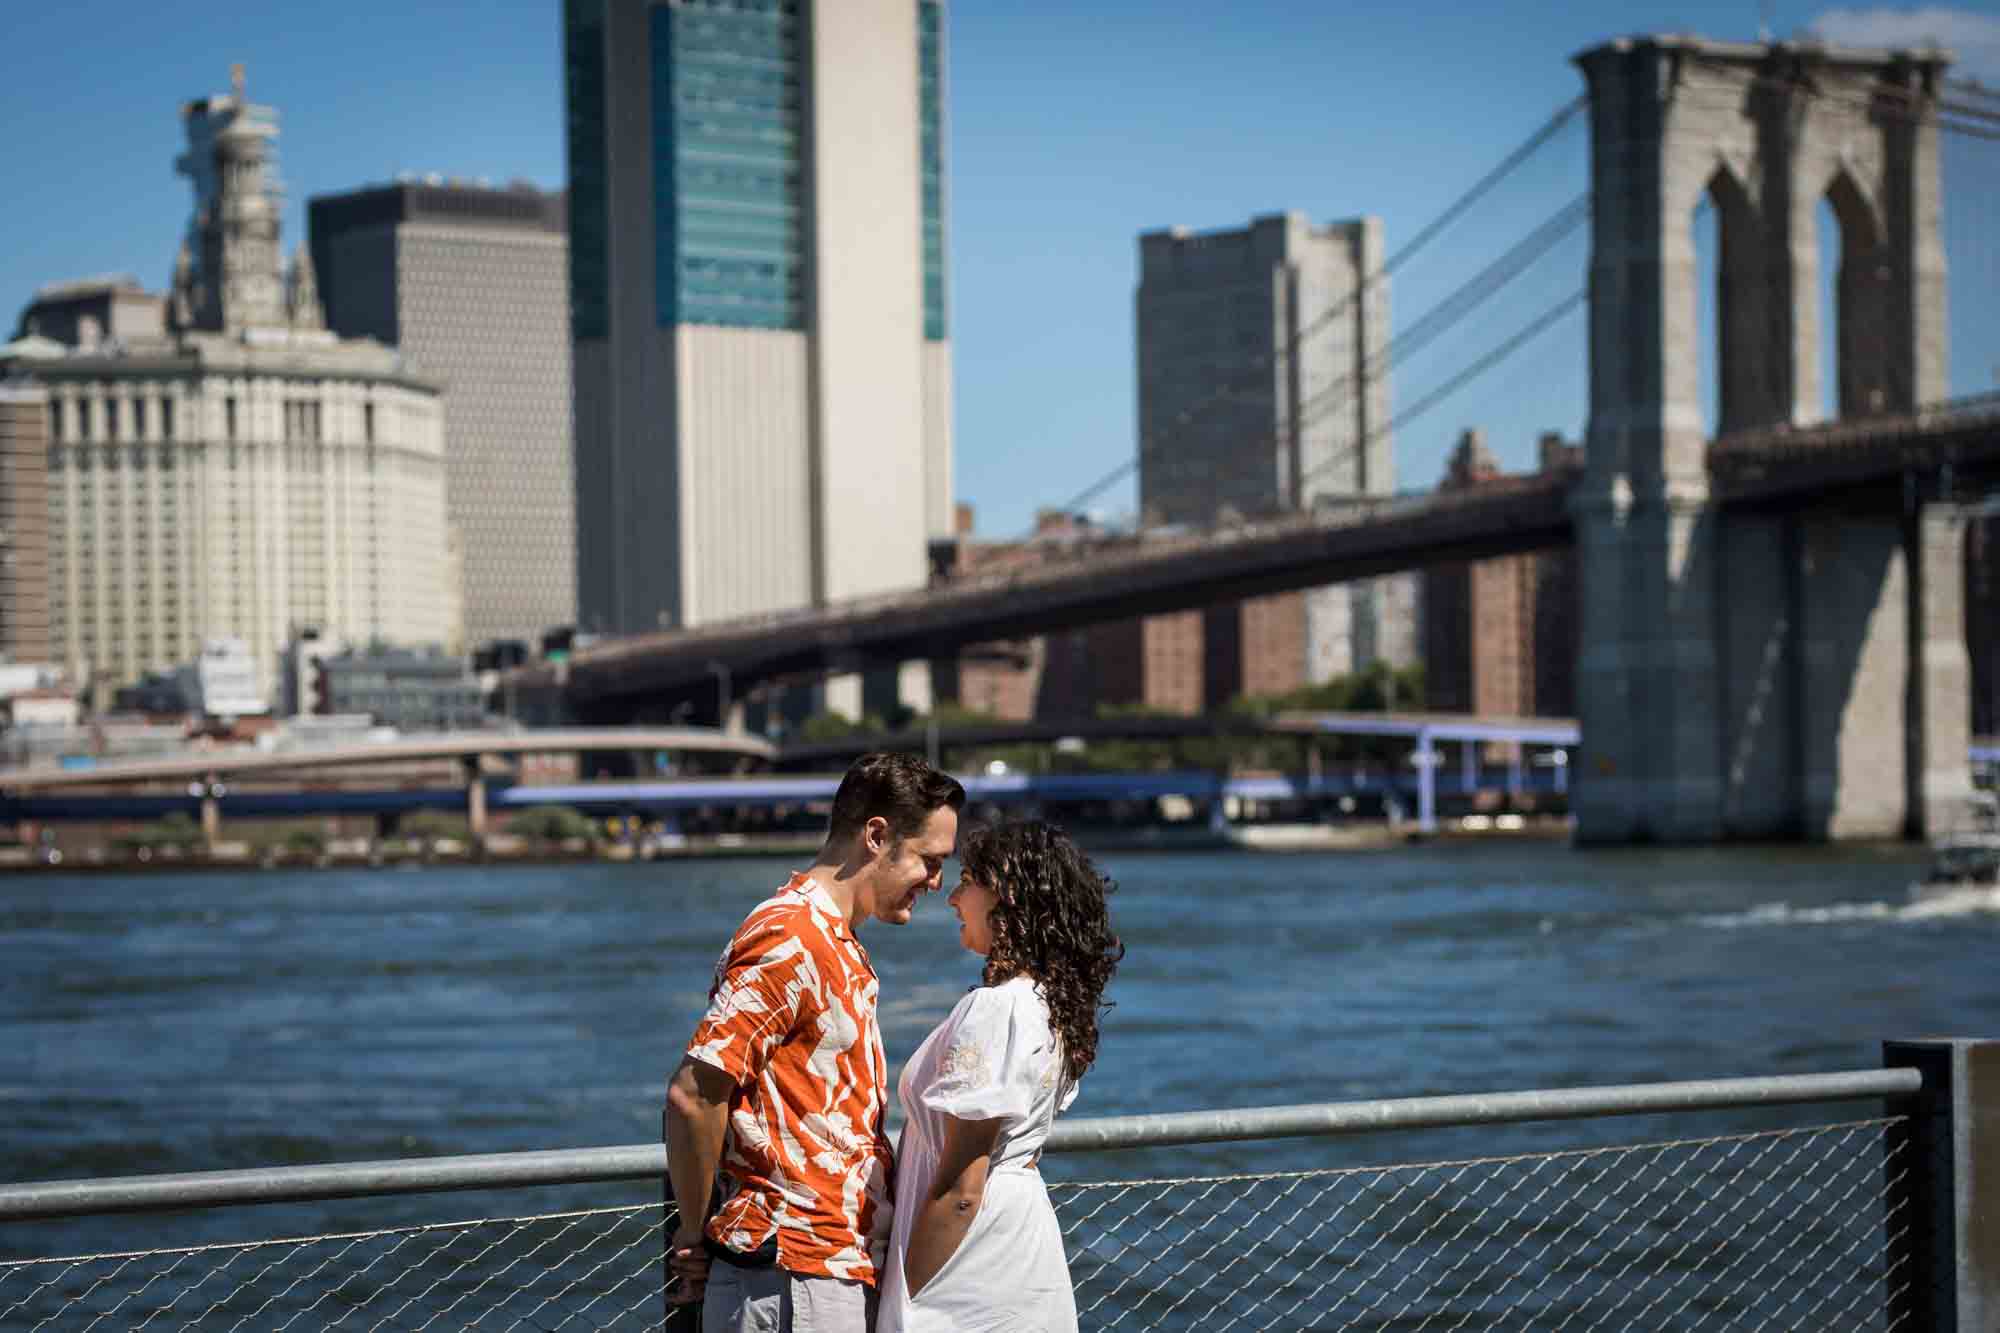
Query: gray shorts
[{"left": 701, "top": 1261, "right": 875, "bottom": 1333}]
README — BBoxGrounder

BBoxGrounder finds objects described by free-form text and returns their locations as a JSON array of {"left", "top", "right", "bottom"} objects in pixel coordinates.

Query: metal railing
[{"left": 2, "top": 1041, "right": 1991, "bottom": 1330}]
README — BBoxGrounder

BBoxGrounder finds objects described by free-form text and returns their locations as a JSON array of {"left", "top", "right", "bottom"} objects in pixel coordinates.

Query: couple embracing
[{"left": 665, "top": 752, "right": 1124, "bottom": 1332}]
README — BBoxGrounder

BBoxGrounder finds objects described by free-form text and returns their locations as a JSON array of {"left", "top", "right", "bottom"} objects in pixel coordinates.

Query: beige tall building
[
  {"left": 565, "top": 0, "right": 951, "bottom": 673},
  {"left": 1, "top": 70, "right": 457, "bottom": 700},
  {"left": 310, "top": 181, "right": 575, "bottom": 650}
]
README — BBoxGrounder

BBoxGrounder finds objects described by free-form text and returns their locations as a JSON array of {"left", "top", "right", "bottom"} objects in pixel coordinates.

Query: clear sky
[{"left": 3, "top": 2, "right": 1996, "bottom": 537}]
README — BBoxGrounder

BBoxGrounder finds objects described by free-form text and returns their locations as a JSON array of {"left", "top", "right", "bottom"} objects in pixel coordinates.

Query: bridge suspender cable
[
  {"left": 1049, "top": 94, "right": 1589, "bottom": 523},
  {"left": 1283, "top": 194, "right": 1591, "bottom": 443}
]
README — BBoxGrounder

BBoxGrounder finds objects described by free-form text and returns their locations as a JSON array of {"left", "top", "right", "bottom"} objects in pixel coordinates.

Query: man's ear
[{"left": 862, "top": 815, "right": 890, "bottom": 859}]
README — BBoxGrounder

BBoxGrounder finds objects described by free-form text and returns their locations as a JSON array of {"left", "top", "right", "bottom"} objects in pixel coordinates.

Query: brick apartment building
[
  {"left": 1423, "top": 430, "right": 1580, "bottom": 719},
  {"left": 929, "top": 509, "right": 1315, "bottom": 720}
]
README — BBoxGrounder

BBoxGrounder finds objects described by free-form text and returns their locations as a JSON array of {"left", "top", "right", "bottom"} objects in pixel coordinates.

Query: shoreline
[{"left": 0, "top": 818, "right": 1582, "bottom": 874}]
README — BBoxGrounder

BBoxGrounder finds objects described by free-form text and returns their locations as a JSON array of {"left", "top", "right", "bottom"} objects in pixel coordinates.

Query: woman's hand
[{"left": 904, "top": 1113, "right": 1004, "bottom": 1298}]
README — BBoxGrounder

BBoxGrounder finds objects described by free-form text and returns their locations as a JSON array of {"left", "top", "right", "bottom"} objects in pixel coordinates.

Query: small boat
[{"left": 1919, "top": 792, "right": 2000, "bottom": 894}]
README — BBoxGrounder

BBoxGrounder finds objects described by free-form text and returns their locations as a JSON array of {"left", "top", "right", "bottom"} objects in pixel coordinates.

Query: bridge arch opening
[
  {"left": 1820, "top": 170, "right": 1887, "bottom": 420},
  {"left": 1693, "top": 193, "right": 1719, "bottom": 439},
  {"left": 1693, "top": 166, "right": 1760, "bottom": 437}
]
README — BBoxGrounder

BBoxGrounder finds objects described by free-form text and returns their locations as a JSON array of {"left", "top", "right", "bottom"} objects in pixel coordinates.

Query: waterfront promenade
[{"left": 3, "top": 848, "right": 1996, "bottom": 1324}]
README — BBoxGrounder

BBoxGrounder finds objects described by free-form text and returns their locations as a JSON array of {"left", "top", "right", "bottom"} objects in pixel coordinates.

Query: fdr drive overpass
[{"left": 0, "top": 729, "right": 776, "bottom": 843}]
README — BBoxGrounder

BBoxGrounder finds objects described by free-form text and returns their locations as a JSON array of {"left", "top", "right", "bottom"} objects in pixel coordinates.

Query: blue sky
[{"left": 3, "top": 1, "right": 1996, "bottom": 537}]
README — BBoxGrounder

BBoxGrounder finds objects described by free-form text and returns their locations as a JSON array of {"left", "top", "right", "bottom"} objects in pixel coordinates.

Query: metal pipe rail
[{"left": 0, "top": 1066, "right": 1922, "bottom": 1224}]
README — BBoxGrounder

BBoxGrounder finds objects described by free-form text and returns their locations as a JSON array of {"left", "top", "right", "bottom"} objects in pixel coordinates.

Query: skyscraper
[
  {"left": 1, "top": 69, "right": 457, "bottom": 699},
  {"left": 310, "top": 181, "right": 575, "bottom": 650},
  {"left": 1136, "top": 211, "right": 1416, "bottom": 682},
  {"left": 563, "top": 0, "right": 951, "bottom": 650}
]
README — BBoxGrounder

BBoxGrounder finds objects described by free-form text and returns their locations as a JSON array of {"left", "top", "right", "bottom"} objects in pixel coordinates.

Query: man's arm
[
  {"left": 901, "top": 1113, "right": 1005, "bottom": 1297},
  {"left": 663, "top": 1056, "right": 736, "bottom": 1304}
]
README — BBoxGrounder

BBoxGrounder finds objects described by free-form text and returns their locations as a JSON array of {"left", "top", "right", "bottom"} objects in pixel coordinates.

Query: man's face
[{"left": 863, "top": 805, "right": 959, "bottom": 927}]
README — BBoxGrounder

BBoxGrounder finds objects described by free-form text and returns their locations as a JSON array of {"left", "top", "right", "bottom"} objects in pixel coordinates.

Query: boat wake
[{"left": 1692, "top": 885, "right": 2000, "bottom": 930}]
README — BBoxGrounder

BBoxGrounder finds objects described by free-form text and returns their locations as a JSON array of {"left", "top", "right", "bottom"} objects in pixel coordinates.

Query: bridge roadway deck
[
  {"left": 537, "top": 396, "right": 2000, "bottom": 710},
  {"left": 558, "top": 474, "right": 1577, "bottom": 706}
]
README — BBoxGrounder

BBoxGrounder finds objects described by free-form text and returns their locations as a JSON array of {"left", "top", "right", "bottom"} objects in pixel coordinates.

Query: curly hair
[{"left": 959, "top": 820, "right": 1124, "bottom": 1083}]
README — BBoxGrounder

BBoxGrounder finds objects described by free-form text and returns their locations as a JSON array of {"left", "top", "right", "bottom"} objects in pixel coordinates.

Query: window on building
[
  {"left": 652, "top": 1, "right": 805, "bottom": 330},
  {"left": 363, "top": 402, "right": 375, "bottom": 444},
  {"left": 566, "top": 0, "right": 611, "bottom": 339},
  {"left": 49, "top": 399, "right": 64, "bottom": 441},
  {"left": 226, "top": 397, "right": 238, "bottom": 440},
  {"left": 919, "top": 0, "right": 946, "bottom": 341},
  {"left": 161, "top": 398, "right": 174, "bottom": 441}
]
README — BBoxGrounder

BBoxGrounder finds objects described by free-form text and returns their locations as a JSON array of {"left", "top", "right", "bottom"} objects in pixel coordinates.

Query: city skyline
[{"left": 8, "top": 2, "right": 1996, "bottom": 544}]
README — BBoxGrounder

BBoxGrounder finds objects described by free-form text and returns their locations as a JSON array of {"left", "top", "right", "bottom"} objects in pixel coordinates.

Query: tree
[
  {"left": 508, "top": 805, "right": 598, "bottom": 846},
  {"left": 282, "top": 827, "right": 328, "bottom": 857},
  {"left": 401, "top": 810, "right": 468, "bottom": 844},
  {"left": 112, "top": 812, "right": 203, "bottom": 854}
]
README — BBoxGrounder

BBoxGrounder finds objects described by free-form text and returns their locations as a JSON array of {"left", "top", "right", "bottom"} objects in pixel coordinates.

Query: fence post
[{"left": 1883, "top": 1039, "right": 2000, "bottom": 1330}]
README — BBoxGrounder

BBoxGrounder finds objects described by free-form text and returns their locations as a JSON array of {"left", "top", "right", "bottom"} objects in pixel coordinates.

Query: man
[{"left": 666, "top": 751, "right": 966, "bottom": 1332}]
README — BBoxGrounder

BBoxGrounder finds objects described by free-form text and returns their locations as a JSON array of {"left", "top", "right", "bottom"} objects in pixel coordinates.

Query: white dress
[{"left": 877, "top": 975, "right": 1081, "bottom": 1333}]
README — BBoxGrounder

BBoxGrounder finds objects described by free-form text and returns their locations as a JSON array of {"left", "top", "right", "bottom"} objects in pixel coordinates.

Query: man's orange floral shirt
[{"left": 685, "top": 873, "right": 895, "bottom": 1284}]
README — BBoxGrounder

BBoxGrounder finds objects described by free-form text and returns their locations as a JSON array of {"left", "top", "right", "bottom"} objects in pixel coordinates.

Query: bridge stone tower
[{"left": 1571, "top": 34, "right": 1966, "bottom": 842}]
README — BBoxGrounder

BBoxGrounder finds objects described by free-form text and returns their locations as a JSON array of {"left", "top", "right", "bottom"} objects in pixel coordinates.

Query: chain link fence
[
  {"left": 0, "top": 1114, "right": 1914, "bottom": 1331},
  {"left": 1051, "top": 1118, "right": 1911, "bottom": 1332},
  {"left": 0, "top": 1201, "right": 672, "bottom": 1332}
]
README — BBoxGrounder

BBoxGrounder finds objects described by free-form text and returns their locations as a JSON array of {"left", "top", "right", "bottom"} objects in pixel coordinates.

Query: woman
[{"left": 877, "top": 821, "right": 1124, "bottom": 1333}]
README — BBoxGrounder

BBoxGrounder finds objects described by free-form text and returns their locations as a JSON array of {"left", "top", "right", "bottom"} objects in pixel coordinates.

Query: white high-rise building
[
  {"left": 564, "top": 0, "right": 952, "bottom": 661},
  {"left": 1, "top": 68, "right": 459, "bottom": 701}
]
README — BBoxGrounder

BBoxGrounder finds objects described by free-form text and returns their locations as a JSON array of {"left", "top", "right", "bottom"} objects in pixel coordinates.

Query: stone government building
[{"left": 0, "top": 68, "right": 458, "bottom": 704}]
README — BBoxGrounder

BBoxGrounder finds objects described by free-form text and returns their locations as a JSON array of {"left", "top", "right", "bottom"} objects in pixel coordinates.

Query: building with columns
[
  {"left": 2, "top": 69, "right": 457, "bottom": 702},
  {"left": 565, "top": 0, "right": 951, "bottom": 720}
]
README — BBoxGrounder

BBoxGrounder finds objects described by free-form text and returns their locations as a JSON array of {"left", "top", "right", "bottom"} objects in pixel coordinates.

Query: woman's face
[{"left": 947, "top": 872, "right": 999, "bottom": 956}]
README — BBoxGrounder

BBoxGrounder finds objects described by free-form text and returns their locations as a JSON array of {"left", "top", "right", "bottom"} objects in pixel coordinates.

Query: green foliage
[
  {"left": 797, "top": 711, "right": 888, "bottom": 743},
  {"left": 401, "top": 810, "right": 469, "bottom": 842},
  {"left": 925, "top": 701, "right": 998, "bottom": 729},
  {"left": 508, "top": 805, "right": 598, "bottom": 844},
  {"left": 282, "top": 827, "right": 328, "bottom": 856},
  {"left": 1247, "top": 660, "right": 1426, "bottom": 715},
  {"left": 112, "top": 811, "right": 203, "bottom": 852}
]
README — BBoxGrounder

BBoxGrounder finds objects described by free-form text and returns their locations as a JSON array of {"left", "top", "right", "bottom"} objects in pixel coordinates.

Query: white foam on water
[{"left": 1692, "top": 886, "right": 2000, "bottom": 930}]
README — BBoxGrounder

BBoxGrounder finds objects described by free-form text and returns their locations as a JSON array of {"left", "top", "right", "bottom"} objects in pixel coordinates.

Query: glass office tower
[{"left": 565, "top": 0, "right": 951, "bottom": 645}]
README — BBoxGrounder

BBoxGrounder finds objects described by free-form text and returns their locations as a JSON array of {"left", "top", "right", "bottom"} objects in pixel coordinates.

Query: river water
[{"left": 5, "top": 842, "right": 1998, "bottom": 1261}]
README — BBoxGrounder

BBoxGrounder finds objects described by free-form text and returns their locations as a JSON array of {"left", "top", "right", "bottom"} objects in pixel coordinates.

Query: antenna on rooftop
[{"left": 1757, "top": 0, "right": 1773, "bottom": 43}]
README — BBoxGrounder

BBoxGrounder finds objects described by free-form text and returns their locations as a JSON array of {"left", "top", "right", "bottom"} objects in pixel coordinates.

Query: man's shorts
[{"left": 702, "top": 1261, "right": 875, "bottom": 1333}]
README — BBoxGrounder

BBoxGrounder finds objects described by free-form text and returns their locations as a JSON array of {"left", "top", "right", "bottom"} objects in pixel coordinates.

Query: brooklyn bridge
[{"left": 508, "top": 35, "right": 2000, "bottom": 845}]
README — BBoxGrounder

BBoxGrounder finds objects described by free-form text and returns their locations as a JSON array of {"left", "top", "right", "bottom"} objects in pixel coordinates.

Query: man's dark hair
[{"left": 826, "top": 752, "right": 965, "bottom": 846}]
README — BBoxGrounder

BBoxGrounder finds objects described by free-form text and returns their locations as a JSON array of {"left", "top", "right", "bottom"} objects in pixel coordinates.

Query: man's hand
[
  {"left": 666, "top": 1224, "right": 710, "bottom": 1305},
  {"left": 664, "top": 1057, "right": 735, "bottom": 1309}
]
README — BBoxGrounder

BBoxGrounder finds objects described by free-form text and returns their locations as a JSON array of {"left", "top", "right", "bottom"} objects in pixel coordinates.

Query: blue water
[{"left": 3, "top": 842, "right": 1996, "bottom": 1256}]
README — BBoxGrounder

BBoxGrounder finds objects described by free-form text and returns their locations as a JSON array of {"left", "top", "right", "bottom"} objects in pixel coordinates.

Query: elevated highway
[{"left": 0, "top": 727, "right": 775, "bottom": 793}]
